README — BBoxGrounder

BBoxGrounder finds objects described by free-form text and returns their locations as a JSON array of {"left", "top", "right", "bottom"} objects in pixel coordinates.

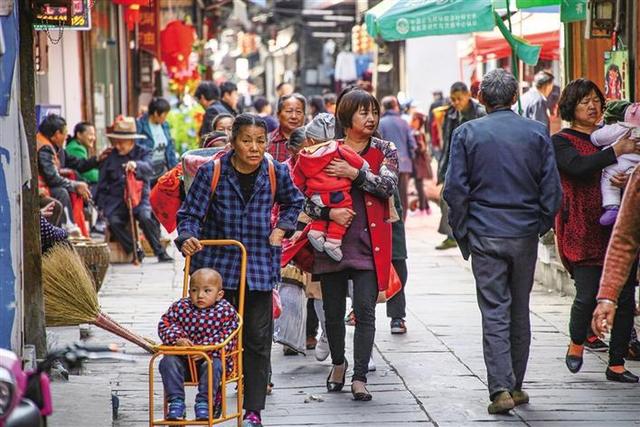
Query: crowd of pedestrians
[{"left": 36, "top": 69, "right": 640, "bottom": 425}]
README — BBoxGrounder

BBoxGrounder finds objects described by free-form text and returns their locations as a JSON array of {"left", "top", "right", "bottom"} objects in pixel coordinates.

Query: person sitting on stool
[{"left": 96, "top": 117, "right": 173, "bottom": 263}]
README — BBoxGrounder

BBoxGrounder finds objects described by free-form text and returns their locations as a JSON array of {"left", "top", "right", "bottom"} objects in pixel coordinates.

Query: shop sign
[
  {"left": 139, "top": 52, "right": 155, "bottom": 92},
  {"left": 33, "top": 0, "right": 92, "bottom": 31},
  {"left": 393, "top": 11, "right": 494, "bottom": 37},
  {"left": 138, "top": 0, "right": 159, "bottom": 58},
  {"left": 561, "top": 0, "right": 587, "bottom": 23},
  {"left": 604, "top": 50, "right": 630, "bottom": 101},
  {"left": 365, "top": 0, "right": 495, "bottom": 41}
]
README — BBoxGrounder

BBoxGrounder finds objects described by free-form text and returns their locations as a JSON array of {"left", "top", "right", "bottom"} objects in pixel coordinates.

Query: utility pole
[{"left": 18, "top": 0, "right": 47, "bottom": 358}]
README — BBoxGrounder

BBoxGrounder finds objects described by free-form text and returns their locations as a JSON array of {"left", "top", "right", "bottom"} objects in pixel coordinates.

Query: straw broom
[{"left": 42, "top": 245, "right": 156, "bottom": 354}]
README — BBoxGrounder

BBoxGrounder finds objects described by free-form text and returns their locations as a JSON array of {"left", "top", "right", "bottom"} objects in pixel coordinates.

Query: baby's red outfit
[{"left": 292, "top": 140, "right": 367, "bottom": 240}]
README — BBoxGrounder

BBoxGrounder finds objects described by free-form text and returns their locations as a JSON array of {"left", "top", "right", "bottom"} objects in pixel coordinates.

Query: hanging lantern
[
  {"left": 160, "top": 20, "right": 197, "bottom": 78},
  {"left": 112, "top": 0, "right": 149, "bottom": 30}
]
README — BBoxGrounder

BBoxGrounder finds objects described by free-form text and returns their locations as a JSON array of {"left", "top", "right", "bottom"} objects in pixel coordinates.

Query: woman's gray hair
[
  {"left": 480, "top": 69, "right": 518, "bottom": 108},
  {"left": 276, "top": 93, "right": 307, "bottom": 114}
]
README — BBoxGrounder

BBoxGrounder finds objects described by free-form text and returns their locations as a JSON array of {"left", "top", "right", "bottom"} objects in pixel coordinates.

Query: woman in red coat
[
  {"left": 553, "top": 79, "right": 640, "bottom": 382},
  {"left": 285, "top": 89, "right": 398, "bottom": 401}
]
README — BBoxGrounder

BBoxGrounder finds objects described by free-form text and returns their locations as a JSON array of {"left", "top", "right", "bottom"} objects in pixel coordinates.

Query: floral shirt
[{"left": 158, "top": 298, "right": 239, "bottom": 370}]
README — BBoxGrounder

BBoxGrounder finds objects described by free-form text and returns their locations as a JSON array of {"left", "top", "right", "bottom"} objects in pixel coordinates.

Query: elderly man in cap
[
  {"left": 444, "top": 69, "right": 561, "bottom": 414},
  {"left": 95, "top": 117, "right": 173, "bottom": 263}
]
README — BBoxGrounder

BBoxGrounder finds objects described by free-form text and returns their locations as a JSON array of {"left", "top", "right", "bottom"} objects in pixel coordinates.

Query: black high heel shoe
[{"left": 326, "top": 360, "right": 347, "bottom": 392}]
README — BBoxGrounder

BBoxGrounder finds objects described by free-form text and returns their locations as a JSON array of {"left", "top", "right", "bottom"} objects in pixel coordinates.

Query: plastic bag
[
  {"left": 272, "top": 289, "right": 282, "bottom": 319},
  {"left": 377, "top": 265, "right": 403, "bottom": 303},
  {"left": 273, "top": 283, "right": 306, "bottom": 355}
]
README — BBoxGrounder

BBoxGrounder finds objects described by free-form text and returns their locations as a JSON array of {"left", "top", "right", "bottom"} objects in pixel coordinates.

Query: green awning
[
  {"left": 516, "top": 0, "right": 558, "bottom": 7},
  {"left": 560, "top": 0, "right": 587, "bottom": 22},
  {"left": 515, "top": 0, "right": 587, "bottom": 22},
  {"left": 365, "top": 0, "right": 496, "bottom": 41},
  {"left": 365, "top": 0, "right": 542, "bottom": 66}
]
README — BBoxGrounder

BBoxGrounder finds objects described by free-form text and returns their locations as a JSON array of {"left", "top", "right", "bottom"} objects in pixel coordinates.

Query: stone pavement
[{"left": 49, "top": 210, "right": 640, "bottom": 426}]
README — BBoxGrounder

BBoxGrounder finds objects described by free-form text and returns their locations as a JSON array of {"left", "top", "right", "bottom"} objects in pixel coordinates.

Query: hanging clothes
[
  {"left": 334, "top": 51, "right": 358, "bottom": 83},
  {"left": 355, "top": 54, "right": 373, "bottom": 79}
]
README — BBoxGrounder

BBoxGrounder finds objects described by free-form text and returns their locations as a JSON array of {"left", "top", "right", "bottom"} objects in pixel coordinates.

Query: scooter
[{"left": 0, "top": 342, "right": 133, "bottom": 427}]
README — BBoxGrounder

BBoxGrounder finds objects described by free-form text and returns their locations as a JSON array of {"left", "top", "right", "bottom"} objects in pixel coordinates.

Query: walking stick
[{"left": 124, "top": 169, "right": 141, "bottom": 266}]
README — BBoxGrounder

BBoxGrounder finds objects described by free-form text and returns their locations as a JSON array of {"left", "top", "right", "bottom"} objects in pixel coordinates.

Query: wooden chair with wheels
[{"left": 149, "top": 240, "right": 247, "bottom": 426}]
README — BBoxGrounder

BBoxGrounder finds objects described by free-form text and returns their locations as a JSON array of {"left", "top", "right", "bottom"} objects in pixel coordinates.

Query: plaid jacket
[
  {"left": 158, "top": 298, "right": 239, "bottom": 364},
  {"left": 176, "top": 151, "right": 303, "bottom": 291},
  {"left": 267, "top": 127, "right": 290, "bottom": 163}
]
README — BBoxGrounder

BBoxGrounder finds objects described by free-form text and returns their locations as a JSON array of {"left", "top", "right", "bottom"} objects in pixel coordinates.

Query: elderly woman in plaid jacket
[{"left": 176, "top": 113, "right": 303, "bottom": 427}]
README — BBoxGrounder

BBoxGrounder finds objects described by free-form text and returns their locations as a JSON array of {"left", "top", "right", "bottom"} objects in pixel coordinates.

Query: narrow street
[{"left": 49, "top": 210, "right": 640, "bottom": 427}]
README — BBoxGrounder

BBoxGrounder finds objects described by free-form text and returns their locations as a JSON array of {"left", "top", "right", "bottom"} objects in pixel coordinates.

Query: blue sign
[
  {"left": 0, "top": 147, "right": 15, "bottom": 349},
  {"left": 36, "top": 104, "right": 62, "bottom": 126},
  {"left": 0, "top": 4, "right": 18, "bottom": 116}
]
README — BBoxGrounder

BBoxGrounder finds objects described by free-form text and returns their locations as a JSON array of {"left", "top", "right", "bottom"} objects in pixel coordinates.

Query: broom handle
[{"left": 94, "top": 311, "right": 155, "bottom": 353}]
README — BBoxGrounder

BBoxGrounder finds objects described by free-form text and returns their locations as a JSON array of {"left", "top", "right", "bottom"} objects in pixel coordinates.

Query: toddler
[
  {"left": 292, "top": 113, "right": 369, "bottom": 261},
  {"left": 158, "top": 268, "right": 239, "bottom": 421},
  {"left": 591, "top": 101, "right": 640, "bottom": 225}
]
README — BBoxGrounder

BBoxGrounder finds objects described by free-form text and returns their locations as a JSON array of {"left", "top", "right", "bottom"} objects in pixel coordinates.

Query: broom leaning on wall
[{"left": 42, "top": 245, "right": 156, "bottom": 353}]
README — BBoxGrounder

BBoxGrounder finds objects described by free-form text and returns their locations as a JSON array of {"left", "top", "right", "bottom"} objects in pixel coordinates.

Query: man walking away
[
  {"left": 378, "top": 96, "right": 416, "bottom": 219},
  {"left": 444, "top": 69, "right": 561, "bottom": 414},
  {"left": 515, "top": 71, "right": 554, "bottom": 129}
]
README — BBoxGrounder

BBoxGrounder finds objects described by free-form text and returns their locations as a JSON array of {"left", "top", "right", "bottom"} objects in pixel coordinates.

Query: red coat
[
  {"left": 283, "top": 138, "right": 394, "bottom": 291},
  {"left": 292, "top": 141, "right": 366, "bottom": 194}
]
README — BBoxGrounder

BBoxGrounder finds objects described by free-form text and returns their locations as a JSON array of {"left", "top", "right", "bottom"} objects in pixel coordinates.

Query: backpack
[{"left": 207, "top": 157, "right": 277, "bottom": 210}]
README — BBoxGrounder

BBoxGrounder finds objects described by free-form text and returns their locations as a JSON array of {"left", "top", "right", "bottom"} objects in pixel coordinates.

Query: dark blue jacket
[
  {"left": 95, "top": 144, "right": 153, "bottom": 218},
  {"left": 443, "top": 109, "right": 561, "bottom": 258},
  {"left": 136, "top": 114, "right": 178, "bottom": 172}
]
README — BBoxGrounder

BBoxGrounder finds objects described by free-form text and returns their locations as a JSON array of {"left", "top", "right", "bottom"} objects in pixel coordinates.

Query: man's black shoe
[{"left": 157, "top": 252, "right": 174, "bottom": 263}]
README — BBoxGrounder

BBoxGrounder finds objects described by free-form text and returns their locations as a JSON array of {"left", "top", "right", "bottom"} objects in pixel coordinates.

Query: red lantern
[
  {"left": 112, "top": 0, "right": 149, "bottom": 30},
  {"left": 160, "top": 20, "right": 197, "bottom": 77}
]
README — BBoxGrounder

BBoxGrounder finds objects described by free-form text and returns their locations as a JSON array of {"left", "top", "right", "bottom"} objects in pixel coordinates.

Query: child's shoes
[
  {"left": 195, "top": 402, "right": 209, "bottom": 421},
  {"left": 599, "top": 206, "right": 619, "bottom": 226},
  {"left": 324, "top": 238, "right": 343, "bottom": 262},
  {"left": 166, "top": 398, "right": 186, "bottom": 420},
  {"left": 307, "top": 230, "right": 326, "bottom": 252}
]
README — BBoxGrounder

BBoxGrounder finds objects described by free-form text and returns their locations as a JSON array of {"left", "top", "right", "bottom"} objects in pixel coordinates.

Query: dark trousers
[
  {"left": 159, "top": 355, "right": 222, "bottom": 403},
  {"left": 413, "top": 176, "right": 428, "bottom": 211},
  {"left": 469, "top": 233, "right": 538, "bottom": 398},
  {"left": 107, "top": 206, "right": 163, "bottom": 255},
  {"left": 438, "top": 186, "right": 453, "bottom": 239},
  {"left": 569, "top": 264, "right": 637, "bottom": 366},
  {"left": 398, "top": 172, "right": 410, "bottom": 221},
  {"left": 320, "top": 269, "right": 378, "bottom": 383},
  {"left": 387, "top": 259, "right": 408, "bottom": 319},
  {"left": 49, "top": 186, "right": 73, "bottom": 224},
  {"left": 225, "top": 289, "right": 272, "bottom": 411},
  {"left": 306, "top": 298, "right": 319, "bottom": 338}
]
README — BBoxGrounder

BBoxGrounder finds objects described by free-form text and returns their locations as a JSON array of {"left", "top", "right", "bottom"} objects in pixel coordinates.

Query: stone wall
[{"left": 535, "top": 236, "right": 575, "bottom": 297}]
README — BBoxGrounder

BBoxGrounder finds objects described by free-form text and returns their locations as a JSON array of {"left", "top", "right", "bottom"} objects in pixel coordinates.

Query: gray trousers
[{"left": 469, "top": 233, "right": 538, "bottom": 398}]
